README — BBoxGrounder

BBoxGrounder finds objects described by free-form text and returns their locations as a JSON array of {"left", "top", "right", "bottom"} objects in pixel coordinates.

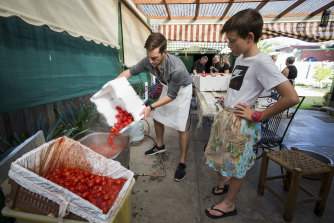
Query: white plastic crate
[
  {"left": 193, "top": 74, "right": 231, "bottom": 92},
  {"left": 90, "top": 77, "right": 146, "bottom": 133}
]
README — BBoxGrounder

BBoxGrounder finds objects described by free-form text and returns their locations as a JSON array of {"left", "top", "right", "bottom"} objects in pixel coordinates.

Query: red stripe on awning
[{"left": 160, "top": 22, "right": 334, "bottom": 42}]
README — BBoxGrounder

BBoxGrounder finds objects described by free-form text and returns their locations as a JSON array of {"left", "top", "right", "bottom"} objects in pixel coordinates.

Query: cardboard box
[
  {"left": 193, "top": 74, "right": 230, "bottom": 92},
  {"left": 90, "top": 77, "right": 146, "bottom": 133}
]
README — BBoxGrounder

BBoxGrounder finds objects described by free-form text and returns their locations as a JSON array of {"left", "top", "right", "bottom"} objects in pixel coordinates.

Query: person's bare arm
[
  {"left": 233, "top": 81, "right": 299, "bottom": 121},
  {"left": 117, "top": 69, "right": 132, "bottom": 79},
  {"left": 282, "top": 67, "right": 289, "bottom": 78}
]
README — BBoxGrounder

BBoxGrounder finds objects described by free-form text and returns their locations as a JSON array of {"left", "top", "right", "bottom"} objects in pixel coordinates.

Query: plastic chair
[{"left": 254, "top": 96, "right": 305, "bottom": 159}]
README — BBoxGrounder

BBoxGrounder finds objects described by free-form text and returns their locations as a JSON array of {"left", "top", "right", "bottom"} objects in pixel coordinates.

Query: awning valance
[
  {"left": 122, "top": 2, "right": 151, "bottom": 67},
  {"left": 159, "top": 21, "right": 334, "bottom": 42},
  {"left": 0, "top": 0, "right": 119, "bottom": 48},
  {"left": 262, "top": 21, "right": 334, "bottom": 42}
]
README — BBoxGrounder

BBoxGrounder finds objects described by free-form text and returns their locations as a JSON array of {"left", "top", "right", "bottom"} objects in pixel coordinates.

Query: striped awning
[{"left": 159, "top": 21, "right": 334, "bottom": 42}]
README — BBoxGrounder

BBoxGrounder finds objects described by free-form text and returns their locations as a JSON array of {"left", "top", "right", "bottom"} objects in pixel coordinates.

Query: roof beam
[
  {"left": 255, "top": 0, "right": 269, "bottom": 11},
  {"left": 220, "top": 0, "right": 233, "bottom": 20},
  {"left": 308, "top": 1, "right": 334, "bottom": 18},
  {"left": 194, "top": 0, "right": 200, "bottom": 20},
  {"left": 132, "top": 0, "right": 277, "bottom": 4},
  {"left": 164, "top": 0, "right": 171, "bottom": 19},
  {"left": 275, "top": 0, "right": 306, "bottom": 19}
]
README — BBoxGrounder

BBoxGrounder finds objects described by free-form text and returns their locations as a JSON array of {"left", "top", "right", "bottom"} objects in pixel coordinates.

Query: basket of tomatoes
[{"left": 7, "top": 136, "right": 134, "bottom": 223}]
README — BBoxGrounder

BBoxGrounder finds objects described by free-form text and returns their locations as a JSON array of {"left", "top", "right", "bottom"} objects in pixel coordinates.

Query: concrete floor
[{"left": 129, "top": 108, "right": 334, "bottom": 223}]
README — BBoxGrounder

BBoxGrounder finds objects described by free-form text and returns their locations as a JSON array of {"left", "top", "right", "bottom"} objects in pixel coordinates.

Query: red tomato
[
  {"left": 94, "top": 176, "right": 102, "bottom": 185},
  {"left": 114, "top": 131, "right": 120, "bottom": 136},
  {"left": 102, "top": 194, "right": 110, "bottom": 201},
  {"left": 109, "top": 134, "right": 114, "bottom": 139},
  {"left": 87, "top": 180, "right": 94, "bottom": 188},
  {"left": 52, "top": 168, "right": 61, "bottom": 176},
  {"left": 109, "top": 139, "right": 113, "bottom": 144},
  {"left": 83, "top": 171, "right": 90, "bottom": 177},
  {"left": 110, "top": 128, "right": 116, "bottom": 133},
  {"left": 114, "top": 179, "right": 122, "bottom": 185},
  {"left": 82, "top": 191, "right": 90, "bottom": 199},
  {"left": 102, "top": 206, "right": 109, "bottom": 214}
]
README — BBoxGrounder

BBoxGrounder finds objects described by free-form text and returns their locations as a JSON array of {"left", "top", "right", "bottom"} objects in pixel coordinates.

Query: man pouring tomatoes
[{"left": 117, "top": 33, "right": 192, "bottom": 181}]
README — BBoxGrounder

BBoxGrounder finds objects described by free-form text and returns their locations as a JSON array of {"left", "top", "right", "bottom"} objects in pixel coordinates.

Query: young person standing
[{"left": 204, "top": 9, "right": 299, "bottom": 219}]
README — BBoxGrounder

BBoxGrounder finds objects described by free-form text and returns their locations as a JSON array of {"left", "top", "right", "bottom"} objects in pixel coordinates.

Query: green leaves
[{"left": 312, "top": 65, "right": 333, "bottom": 83}]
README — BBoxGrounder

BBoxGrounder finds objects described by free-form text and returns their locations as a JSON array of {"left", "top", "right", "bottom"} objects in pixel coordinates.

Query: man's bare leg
[{"left": 154, "top": 119, "right": 164, "bottom": 147}]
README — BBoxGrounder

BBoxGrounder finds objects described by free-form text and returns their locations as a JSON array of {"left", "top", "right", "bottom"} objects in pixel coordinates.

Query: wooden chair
[{"left": 257, "top": 147, "right": 334, "bottom": 222}]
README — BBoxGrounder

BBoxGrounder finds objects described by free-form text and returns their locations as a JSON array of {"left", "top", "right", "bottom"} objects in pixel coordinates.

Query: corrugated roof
[{"left": 131, "top": 0, "right": 334, "bottom": 23}]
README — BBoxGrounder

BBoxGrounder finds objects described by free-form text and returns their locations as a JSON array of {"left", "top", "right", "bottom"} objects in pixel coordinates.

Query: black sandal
[
  {"left": 205, "top": 205, "right": 237, "bottom": 219},
  {"left": 211, "top": 184, "right": 229, "bottom": 195}
]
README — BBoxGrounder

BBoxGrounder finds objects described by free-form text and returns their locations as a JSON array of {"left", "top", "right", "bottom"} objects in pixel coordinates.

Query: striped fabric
[{"left": 159, "top": 21, "right": 334, "bottom": 42}]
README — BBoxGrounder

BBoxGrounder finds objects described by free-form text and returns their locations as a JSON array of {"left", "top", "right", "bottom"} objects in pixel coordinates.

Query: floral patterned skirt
[{"left": 204, "top": 108, "right": 261, "bottom": 178}]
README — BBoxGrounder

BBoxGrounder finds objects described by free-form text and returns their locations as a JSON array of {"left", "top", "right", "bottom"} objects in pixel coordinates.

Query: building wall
[
  {"left": 301, "top": 49, "right": 334, "bottom": 62},
  {"left": 279, "top": 45, "right": 320, "bottom": 52}
]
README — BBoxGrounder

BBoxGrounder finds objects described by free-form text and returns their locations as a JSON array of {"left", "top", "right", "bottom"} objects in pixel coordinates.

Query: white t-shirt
[{"left": 225, "top": 52, "right": 287, "bottom": 108}]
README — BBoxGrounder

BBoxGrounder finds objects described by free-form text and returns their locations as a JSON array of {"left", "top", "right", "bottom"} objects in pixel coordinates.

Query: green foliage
[
  {"left": 257, "top": 40, "right": 273, "bottom": 54},
  {"left": 292, "top": 96, "right": 322, "bottom": 110},
  {"left": 0, "top": 103, "right": 99, "bottom": 156},
  {"left": 323, "top": 91, "right": 330, "bottom": 106},
  {"left": 0, "top": 133, "right": 26, "bottom": 161},
  {"left": 132, "top": 82, "right": 146, "bottom": 99},
  {"left": 54, "top": 102, "right": 99, "bottom": 140},
  {"left": 312, "top": 65, "right": 333, "bottom": 83}
]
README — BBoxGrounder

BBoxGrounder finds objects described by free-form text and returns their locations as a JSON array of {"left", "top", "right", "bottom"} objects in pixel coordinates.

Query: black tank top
[{"left": 287, "top": 65, "right": 297, "bottom": 79}]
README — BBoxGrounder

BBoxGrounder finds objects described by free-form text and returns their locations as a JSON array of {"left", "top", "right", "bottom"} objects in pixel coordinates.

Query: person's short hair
[
  {"left": 286, "top": 56, "right": 295, "bottom": 64},
  {"left": 201, "top": 56, "right": 208, "bottom": 61},
  {"left": 213, "top": 56, "right": 219, "bottom": 61},
  {"left": 221, "top": 8, "right": 263, "bottom": 43},
  {"left": 144, "top": 33, "right": 167, "bottom": 54},
  {"left": 271, "top": 55, "right": 277, "bottom": 59}
]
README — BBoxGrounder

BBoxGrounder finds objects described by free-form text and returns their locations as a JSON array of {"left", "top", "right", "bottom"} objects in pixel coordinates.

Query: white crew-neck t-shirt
[{"left": 225, "top": 52, "right": 288, "bottom": 108}]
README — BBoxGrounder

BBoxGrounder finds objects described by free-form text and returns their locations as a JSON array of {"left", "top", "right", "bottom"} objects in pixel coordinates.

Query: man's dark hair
[
  {"left": 144, "top": 33, "right": 167, "bottom": 54},
  {"left": 221, "top": 9, "right": 263, "bottom": 43},
  {"left": 286, "top": 56, "right": 295, "bottom": 64}
]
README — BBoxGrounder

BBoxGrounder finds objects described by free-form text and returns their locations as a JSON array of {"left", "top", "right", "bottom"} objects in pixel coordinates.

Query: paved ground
[
  {"left": 129, "top": 107, "right": 334, "bottom": 223},
  {"left": 295, "top": 86, "right": 326, "bottom": 97}
]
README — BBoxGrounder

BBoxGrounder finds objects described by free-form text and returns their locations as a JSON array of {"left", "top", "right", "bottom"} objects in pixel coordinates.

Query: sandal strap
[{"left": 211, "top": 208, "right": 227, "bottom": 215}]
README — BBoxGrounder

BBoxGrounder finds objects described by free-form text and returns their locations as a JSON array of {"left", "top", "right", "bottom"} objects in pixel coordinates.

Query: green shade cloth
[{"left": 0, "top": 17, "right": 147, "bottom": 114}]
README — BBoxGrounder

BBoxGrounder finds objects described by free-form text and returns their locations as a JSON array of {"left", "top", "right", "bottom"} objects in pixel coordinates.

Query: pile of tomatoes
[
  {"left": 108, "top": 106, "right": 134, "bottom": 149},
  {"left": 45, "top": 166, "right": 126, "bottom": 214},
  {"left": 201, "top": 73, "right": 224, "bottom": 77}
]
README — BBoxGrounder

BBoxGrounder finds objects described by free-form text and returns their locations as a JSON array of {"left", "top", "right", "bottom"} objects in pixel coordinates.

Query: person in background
[
  {"left": 282, "top": 56, "right": 298, "bottom": 86},
  {"left": 228, "top": 52, "right": 238, "bottom": 73},
  {"left": 210, "top": 56, "right": 222, "bottom": 73},
  {"left": 117, "top": 33, "right": 192, "bottom": 182},
  {"left": 204, "top": 9, "right": 299, "bottom": 219},
  {"left": 271, "top": 55, "right": 277, "bottom": 63},
  {"left": 219, "top": 54, "right": 230, "bottom": 73},
  {"left": 192, "top": 56, "right": 208, "bottom": 74}
]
